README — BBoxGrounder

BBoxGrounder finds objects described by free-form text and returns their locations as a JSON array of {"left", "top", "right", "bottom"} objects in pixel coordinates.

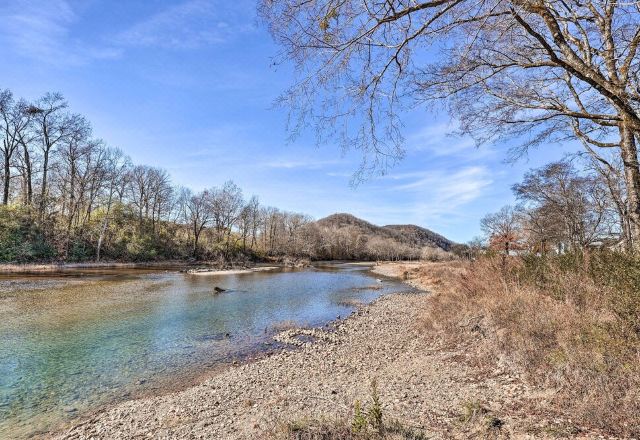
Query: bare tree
[
  {"left": 55, "top": 115, "right": 92, "bottom": 255},
  {"left": 182, "top": 189, "right": 213, "bottom": 258},
  {"left": 210, "top": 181, "right": 244, "bottom": 255},
  {"left": 30, "top": 93, "right": 75, "bottom": 216},
  {"left": 128, "top": 165, "right": 152, "bottom": 229},
  {"left": 96, "top": 148, "right": 130, "bottom": 262},
  {"left": 16, "top": 104, "right": 40, "bottom": 206},
  {"left": 481, "top": 205, "right": 523, "bottom": 263},
  {"left": 467, "top": 236, "right": 486, "bottom": 260},
  {"left": 0, "top": 91, "right": 31, "bottom": 204},
  {"left": 261, "top": 0, "right": 640, "bottom": 247},
  {"left": 577, "top": 150, "right": 631, "bottom": 250},
  {"left": 246, "top": 195, "right": 261, "bottom": 249},
  {"left": 513, "top": 161, "right": 613, "bottom": 250},
  {"left": 237, "top": 199, "right": 264, "bottom": 252},
  {"left": 146, "top": 168, "right": 173, "bottom": 235}
]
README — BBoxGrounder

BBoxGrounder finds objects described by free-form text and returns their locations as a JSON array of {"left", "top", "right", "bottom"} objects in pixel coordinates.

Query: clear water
[{"left": 0, "top": 263, "right": 406, "bottom": 439}]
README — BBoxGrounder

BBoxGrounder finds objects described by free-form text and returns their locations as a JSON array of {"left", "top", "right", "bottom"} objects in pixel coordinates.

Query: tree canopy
[{"left": 261, "top": 0, "right": 640, "bottom": 247}]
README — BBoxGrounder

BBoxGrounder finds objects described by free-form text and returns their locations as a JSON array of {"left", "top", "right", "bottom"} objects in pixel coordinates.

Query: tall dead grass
[{"left": 418, "top": 254, "right": 640, "bottom": 437}]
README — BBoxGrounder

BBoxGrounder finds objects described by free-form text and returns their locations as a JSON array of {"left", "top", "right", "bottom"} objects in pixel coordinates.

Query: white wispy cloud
[
  {"left": 381, "top": 165, "right": 493, "bottom": 220},
  {"left": 262, "top": 159, "right": 343, "bottom": 170},
  {"left": 0, "top": 0, "right": 121, "bottom": 65},
  {"left": 0, "top": 0, "right": 254, "bottom": 67},
  {"left": 406, "top": 122, "right": 494, "bottom": 159},
  {"left": 392, "top": 166, "right": 488, "bottom": 190},
  {"left": 116, "top": 0, "right": 255, "bottom": 49}
]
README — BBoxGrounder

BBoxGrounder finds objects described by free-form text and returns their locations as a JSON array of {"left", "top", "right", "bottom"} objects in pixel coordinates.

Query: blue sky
[{"left": 0, "top": 0, "right": 577, "bottom": 243}]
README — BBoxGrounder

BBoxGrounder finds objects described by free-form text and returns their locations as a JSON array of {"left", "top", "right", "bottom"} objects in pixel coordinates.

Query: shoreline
[
  {"left": 45, "top": 261, "right": 602, "bottom": 439},
  {"left": 0, "top": 261, "right": 193, "bottom": 274},
  {"left": 187, "top": 266, "right": 280, "bottom": 275},
  {"left": 0, "top": 259, "right": 363, "bottom": 275}
]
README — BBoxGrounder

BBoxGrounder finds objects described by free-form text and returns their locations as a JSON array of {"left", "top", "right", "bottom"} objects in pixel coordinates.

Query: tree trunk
[
  {"left": 193, "top": 223, "right": 201, "bottom": 258},
  {"left": 619, "top": 122, "right": 640, "bottom": 251},
  {"left": 64, "top": 163, "right": 76, "bottom": 259},
  {"left": 502, "top": 240, "right": 510, "bottom": 271},
  {"left": 40, "top": 150, "right": 50, "bottom": 217},
  {"left": 251, "top": 225, "right": 257, "bottom": 248},
  {"left": 96, "top": 187, "right": 114, "bottom": 262},
  {"left": 3, "top": 154, "right": 10, "bottom": 205},
  {"left": 22, "top": 142, "right": 32, "bottom": 206}
]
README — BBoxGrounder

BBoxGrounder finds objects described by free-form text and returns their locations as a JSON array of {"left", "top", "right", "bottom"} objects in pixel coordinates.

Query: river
[{"left": 0, "top": 263, "right": 406, "bottom": 438}]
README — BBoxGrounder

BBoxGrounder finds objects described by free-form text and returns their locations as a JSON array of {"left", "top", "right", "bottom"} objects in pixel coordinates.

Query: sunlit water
[{"left": 0, "top": 263, "right": 406, "bottom": 438}]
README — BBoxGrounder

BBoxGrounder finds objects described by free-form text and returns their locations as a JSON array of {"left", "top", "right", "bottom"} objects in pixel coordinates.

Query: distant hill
[
  {"left": 315, "top": 213, "right": 452, "bottom": 251},
  {"left": 383, "top": 224, "right": 453, "bottom": 251},
  {"left": 316, "top": 213, "right": 403, "bottom": 241}
]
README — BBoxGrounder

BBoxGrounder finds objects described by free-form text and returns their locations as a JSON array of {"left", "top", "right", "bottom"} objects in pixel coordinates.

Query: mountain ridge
[{"left": 315, "top": 213, "right": 453, "bottom": 251}]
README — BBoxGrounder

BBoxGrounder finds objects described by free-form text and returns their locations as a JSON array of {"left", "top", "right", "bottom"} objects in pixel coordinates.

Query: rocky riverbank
[{"left": 49, "top": 262, "right": 604, "bottom": 439}]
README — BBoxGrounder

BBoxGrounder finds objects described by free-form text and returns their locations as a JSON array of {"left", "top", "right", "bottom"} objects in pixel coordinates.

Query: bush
[
  {"left": 588, "top": 251, "right": 640, "bottom": 332},
  {"left": 517, "top": 251, "right": 640, "bottom": 331},
  {"left": 67, "top": 237, "right": 95, "bottom": 262},
  {"left": 0, "top": 206, "right": 55, "bottom": 262}
]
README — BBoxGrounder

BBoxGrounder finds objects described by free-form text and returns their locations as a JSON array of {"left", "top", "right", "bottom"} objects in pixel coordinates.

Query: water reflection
[{"left": 0, "top": 264, "right": 406, "bottom": 438}]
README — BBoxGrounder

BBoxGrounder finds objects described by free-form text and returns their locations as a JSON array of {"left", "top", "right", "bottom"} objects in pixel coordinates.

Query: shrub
[
  {"left": 0, "top": 206, "right": 55, "bottom": 262},
  {"left": 67, "top": 237, "right": 94, "bottom": 262}
]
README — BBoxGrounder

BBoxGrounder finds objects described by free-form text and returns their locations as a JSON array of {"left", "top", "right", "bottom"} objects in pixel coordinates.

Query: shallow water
[{"left": 0, "top": 263, "right": 406, "bottom": 439}]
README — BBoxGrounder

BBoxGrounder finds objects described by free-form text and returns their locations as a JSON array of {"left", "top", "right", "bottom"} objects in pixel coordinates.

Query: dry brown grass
[
  {"left": 415, "top": 256, "right": 640, "bottom": 438},
  {"left": 375, "top": 260, "right": 466, "bottom": 292}
]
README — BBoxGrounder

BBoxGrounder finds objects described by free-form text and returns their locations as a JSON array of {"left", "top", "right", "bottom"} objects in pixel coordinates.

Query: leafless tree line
[
  {"left": 2, "top": 89, "right": 425, "bottom": 262},
  {"left": 481, "top": 155, "right": 624, "bottom": 255},
  {"left": 0, "top": 90, "right": 153, "bottom": 259},
  {"left": 0, "top": 89, "right": 323, "bottom": 262},
  {"left": 0, "top": 88, "right": 454, "bottom": 263},
  {"left": 177, "top": 182, "right": 318, "bottom": 259},
  {"left": 305, "top": 223, "right": 423, "bottom": 260},
  {"left": 178, "top": 186, "right": 430, "bottom": 261}
]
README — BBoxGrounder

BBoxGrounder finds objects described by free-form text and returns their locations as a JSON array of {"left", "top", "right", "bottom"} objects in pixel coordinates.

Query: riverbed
[{"left": 0, "top": 263, "right": 407, "bottom": 439}]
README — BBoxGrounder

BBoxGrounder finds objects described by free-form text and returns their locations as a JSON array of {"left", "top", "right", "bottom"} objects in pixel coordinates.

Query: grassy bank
[{"left": 400, "top": 255, "right": 640, "bottom": 437}]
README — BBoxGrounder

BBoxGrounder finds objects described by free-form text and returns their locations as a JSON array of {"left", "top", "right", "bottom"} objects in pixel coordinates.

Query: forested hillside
[
  {"left": 313, "top": 213, "right": 452, "bottom": 260},
  {"left": 384, "top": 224, "right": 453, "bottom": 251}
]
